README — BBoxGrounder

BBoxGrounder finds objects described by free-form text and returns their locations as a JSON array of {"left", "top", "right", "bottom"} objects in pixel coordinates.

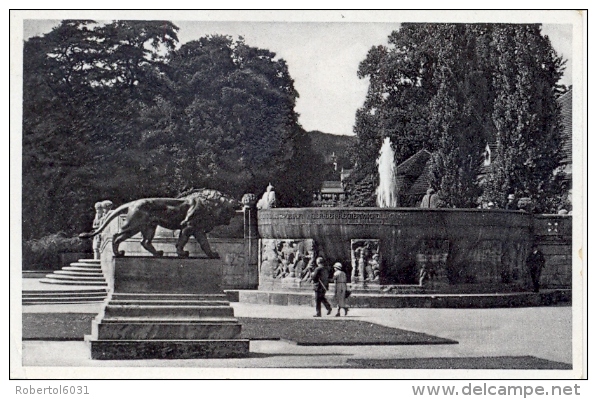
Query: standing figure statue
[
  {"left": 420, "top": 188, "right": 441, "bottom": 208},
  {"left": 369, "top": 254, "right": 380, "bottom": 281},
  {"left": 505, "top": 194, "right": 518, "bottom": 210},
  {"left": 353, "top": 245, "right": 372, "bottom": 281},
  {"left": 101, "top": 200, "right": 114, "bottom": 222},
  {"left": 257, "top": 183, "right": 276, "bottom": 210},
  {"left": 301, "top": 251, "right": 316, "bottom": 282},
  {"left": 92, "top": 202, "right": 106, "bottom": 260}
]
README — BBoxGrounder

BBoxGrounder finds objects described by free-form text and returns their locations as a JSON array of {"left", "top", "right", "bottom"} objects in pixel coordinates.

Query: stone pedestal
[{"left": 86, "top": 257, "right": 249, "bottom": 360}]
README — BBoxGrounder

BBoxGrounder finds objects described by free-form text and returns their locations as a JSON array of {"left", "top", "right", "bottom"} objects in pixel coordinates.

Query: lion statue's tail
[{"left": 78, "top": 203, "right": 130, "bottom": 239}]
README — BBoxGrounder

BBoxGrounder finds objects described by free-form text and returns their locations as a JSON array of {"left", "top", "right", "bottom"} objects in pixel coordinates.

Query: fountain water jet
[{"left": 376, "top": 137, "right": 398, "bottom": 208}]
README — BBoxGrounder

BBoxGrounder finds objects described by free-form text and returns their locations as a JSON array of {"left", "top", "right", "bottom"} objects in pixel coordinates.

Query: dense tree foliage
[
  {"left": 483, "top": 25, "right": 566, "bottom": 211},
  {"left": 23, "top": 21, "right": 322, "bottom": 239},
  {"left": 23, "top": 20, "right": 180, "bottom": 239},
  {"left": 346, "top": 23, "right": 567, "bottom": 210}
]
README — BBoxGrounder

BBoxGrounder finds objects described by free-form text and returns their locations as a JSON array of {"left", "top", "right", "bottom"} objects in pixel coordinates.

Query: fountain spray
[{"left": 376, "top": 137, "right": 398, "bottom": 208}]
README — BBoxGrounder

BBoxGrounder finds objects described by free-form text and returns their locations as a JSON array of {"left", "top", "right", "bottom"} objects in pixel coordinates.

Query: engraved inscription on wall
[{"left": 260, "top": 211, "right": 412, "bottom": 225}]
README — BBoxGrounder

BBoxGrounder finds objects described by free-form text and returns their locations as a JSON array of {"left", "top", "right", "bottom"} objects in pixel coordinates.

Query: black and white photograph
[{"left": 9, "top": 9, "right": 586, "bottom": 383}]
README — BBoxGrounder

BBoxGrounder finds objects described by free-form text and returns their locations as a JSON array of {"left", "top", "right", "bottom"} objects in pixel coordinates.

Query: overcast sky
[{"left": 22, "top": 16, "right": 574, "bottom": 136}]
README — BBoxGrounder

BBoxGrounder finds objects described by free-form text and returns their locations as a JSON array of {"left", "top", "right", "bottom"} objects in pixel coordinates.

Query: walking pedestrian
[
  {"left": 311, "top": 257, "right": 332, "bottom": 317},
  {"left": 332, "top": 262, "right": 349, "bottom": 316}
]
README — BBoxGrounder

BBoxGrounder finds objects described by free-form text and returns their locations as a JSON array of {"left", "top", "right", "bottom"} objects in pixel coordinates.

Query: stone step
[
  {"left": 23, "top": 294, "right": 106, "bottom": 301},
  {"left": 69, "top": 262, "right": 102, "bottom": 268},
  {"left": 100, "top": 316, "right": 240, "bottom": 324},
  {"left": 88, "top": 338, "right": 250, "bottom": 360},
  {"left": 23, "top": 289, "right": 107, "bottom": 296},
  {"left": 22, "top": 287, "right": 108, "bottom": 304},
  {"left": 54, "top": 269, "right": 103, "bottom": 277},
  {"left": 44, "top": 274, "right": 105, "bottom": 281},
  {"left": 77, "top": 259, "right": 101, "bottom": 264},
  {"left": 111, "top": 293, "right": 228, "bottom": 301},
  {"left": 63, "top": 265, "right": 103, "bottom": 272},
  {"left": 23, "top": 297, "right": 107, "bottom": 305},
  {"left": 103, "top": 304, "right": 235, "bottom": 318},
  {"left": 39, "top": 278, "right": 108, "bottom": 286},
  {"left": 238, "top": 289, "right": 569, "bottom": 308},
  {"left": 110, "top": 298, "right": 230, "bottom": 306},
  {"left": 94, "top": 321, "right": 242, "bottom": 340}
]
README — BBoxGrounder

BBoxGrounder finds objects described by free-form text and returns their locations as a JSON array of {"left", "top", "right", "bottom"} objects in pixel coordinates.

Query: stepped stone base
[
  {"left": 87, "top": 257, "right": 249, "bottom": 359},
  {"left": 90, "top": 339, "right": 249, "bottom": 360}
]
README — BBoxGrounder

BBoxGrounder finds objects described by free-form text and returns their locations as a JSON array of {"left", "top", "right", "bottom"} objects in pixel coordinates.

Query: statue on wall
[
  {"left": 80, "top": 189, "right": 241, "bottom": 258},
  {"left": 351, "top": 239, "right": 380, "bottom": 282},
  {"left": 92, "top": 202, "right": 106, "bottom": 260},
  {"left": 100, "top": 200, "right": 114, "bottom": 222},
  {"left": 257, "top": 183, "right": 276, "bottom": 210}
]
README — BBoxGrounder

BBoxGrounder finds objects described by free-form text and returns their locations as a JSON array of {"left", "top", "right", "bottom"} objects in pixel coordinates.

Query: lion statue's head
[{"left": 178, "top": 189, "right": 242, "bottom": 231}]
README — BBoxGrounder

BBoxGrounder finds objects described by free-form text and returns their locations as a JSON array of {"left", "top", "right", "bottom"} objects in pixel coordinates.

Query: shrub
[{"left": 22, "top": 232, "right": 91, "bottom": 270}]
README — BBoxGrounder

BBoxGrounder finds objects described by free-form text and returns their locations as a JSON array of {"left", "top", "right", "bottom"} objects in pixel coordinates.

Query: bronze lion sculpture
[{"left": 79, "top": 189, "right": 241, "bottom": 258}]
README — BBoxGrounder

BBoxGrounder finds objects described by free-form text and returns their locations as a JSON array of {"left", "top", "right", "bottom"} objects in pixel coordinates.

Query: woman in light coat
[{"left": 332, "top": 262, "right": 349, "bottom": 316}]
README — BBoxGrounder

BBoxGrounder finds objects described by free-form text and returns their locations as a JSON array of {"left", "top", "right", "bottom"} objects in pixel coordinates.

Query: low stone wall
[
  {"left": 94, "top": 208, "right": 572, "bottom": 293},
  {"left": 533, "top": 215, "right": 572, "bottom": 288},
  {"left": 257, "top": 209, "right": 572, "bottom": 292}
]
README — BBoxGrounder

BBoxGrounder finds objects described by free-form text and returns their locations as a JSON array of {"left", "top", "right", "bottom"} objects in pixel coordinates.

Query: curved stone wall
[{"left": 258, "top": 208, "right": 534, "bottom": 285}]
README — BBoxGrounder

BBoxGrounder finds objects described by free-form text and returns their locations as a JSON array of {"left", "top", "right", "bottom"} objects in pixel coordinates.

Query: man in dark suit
[
  {"left": 312, "top": 257, "right": 332, "bottom": 317},
  {"left": 526, "top": 244, "right": 545, "bottom": 292}
]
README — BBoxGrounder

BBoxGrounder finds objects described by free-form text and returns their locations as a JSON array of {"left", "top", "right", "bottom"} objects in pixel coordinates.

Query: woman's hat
[{"left": 333, "top": 262, "right": 342, "bottom": 270}]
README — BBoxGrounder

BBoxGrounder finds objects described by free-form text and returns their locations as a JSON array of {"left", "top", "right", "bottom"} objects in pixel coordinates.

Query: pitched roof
[
  {"left": 394, "top": 150, "right": 433, "bottom": 197},
  {"left": 395, "top": 149, "right": 432, "bottom": 176},
  {"left": 558, "top": 89, "right": 572, "bottom": 165},
  {"left": 407, "top": 163, "right": 432, "bottom": 196},
  {"left": 320, "top": 180, "right": 345, "bottom": 194}
]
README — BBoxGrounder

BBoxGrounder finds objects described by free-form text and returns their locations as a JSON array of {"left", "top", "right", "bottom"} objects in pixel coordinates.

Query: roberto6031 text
[{"left": 15, "top": 385, "right": 89, "bottom": 395}]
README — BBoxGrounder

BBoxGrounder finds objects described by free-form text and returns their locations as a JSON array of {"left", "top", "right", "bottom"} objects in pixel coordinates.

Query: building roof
[
  {"left": 558, "top": 89, "right": 572, "bottom": 165},
  {"left": 340, "top": 169, "right": 353, "bottom": 181},
  {"left": 407, "top": 163, "right": 432, "bottom": 196},
  {"left": 320, "top": 180, "right": 345, "bottom": 194},
  {"left": 395, "top": 149, "right": 432, "bottom": 177},
  {"left": 394, "top": 150, "right": 432, "bottom": 197}
]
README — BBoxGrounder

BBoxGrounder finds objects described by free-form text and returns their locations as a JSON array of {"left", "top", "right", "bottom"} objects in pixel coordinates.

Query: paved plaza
[{"left": 17, "top": 300, "right": 577, "bottom": 378}]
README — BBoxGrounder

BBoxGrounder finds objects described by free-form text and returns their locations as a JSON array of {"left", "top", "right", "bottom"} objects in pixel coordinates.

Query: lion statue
[{"left": 79, "top": 189, "right": 241, "bottom": 258}]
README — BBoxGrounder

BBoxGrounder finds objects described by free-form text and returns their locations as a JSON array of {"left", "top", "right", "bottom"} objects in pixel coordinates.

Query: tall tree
[
  {"left": 22, "top": 20, "right": 179, "bottom": 238},
  {"left": 154, "top": 35, "right": 322, "bottom": 204},
  {"left": 426, "top": 24, "right": 490, "bottom": 207},
  {"left": 483, "top": 24, "right": 566, "bottom": 211},
  {"left": 348, "top": 23, "right": 566, "bottom": 210}
]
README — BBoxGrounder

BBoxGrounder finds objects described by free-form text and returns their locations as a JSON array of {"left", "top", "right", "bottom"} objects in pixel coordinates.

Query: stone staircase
[
  {"left": 40, "top": 259, "right": 107, "bottom": 287},
  {"left": 22, "top": 259, "right": 109, "bottom": 305},
  {"left": 22, "top": 288, "right": 108, "bottom": 305}
]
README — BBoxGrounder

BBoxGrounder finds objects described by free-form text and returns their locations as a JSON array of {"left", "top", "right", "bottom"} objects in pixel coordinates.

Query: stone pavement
[{"left": 17, "top": 300, "right": 577, "bottom": 377}]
